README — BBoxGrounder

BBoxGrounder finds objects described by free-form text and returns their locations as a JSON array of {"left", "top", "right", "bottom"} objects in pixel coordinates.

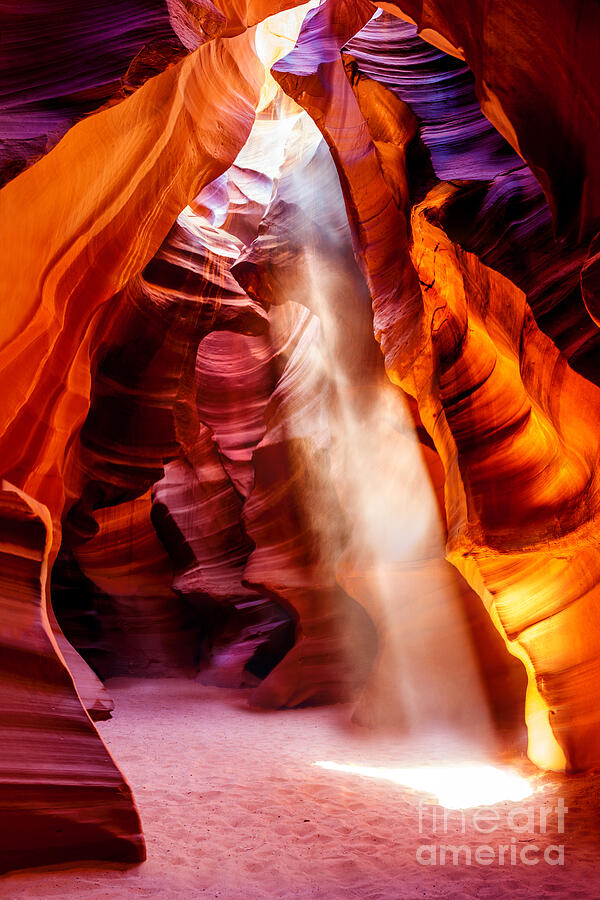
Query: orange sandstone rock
[{"left": 0, "top": 481, "right": 144, "bottom": 872}]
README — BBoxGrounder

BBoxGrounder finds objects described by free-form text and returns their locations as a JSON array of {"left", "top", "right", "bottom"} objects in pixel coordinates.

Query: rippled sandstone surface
[{"left": 0, "top": 0, "right": 599, "bottom": 874}]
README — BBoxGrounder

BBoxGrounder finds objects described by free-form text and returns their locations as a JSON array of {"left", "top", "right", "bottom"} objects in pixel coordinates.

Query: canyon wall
[{"left": 0, "top": 0, "right": 599, "bottom": 871}]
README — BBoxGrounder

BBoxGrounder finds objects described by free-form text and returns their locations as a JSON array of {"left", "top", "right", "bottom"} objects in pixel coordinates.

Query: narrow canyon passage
[
  {"left": 1, "top": 0, "right": 600, "bottom": 893},
  {"left": 1, "top": 679, "right": 598, "bottom": 899}
]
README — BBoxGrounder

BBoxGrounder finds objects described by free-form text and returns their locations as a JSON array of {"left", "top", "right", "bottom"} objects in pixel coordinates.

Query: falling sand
[{"left": 1, "top": 679, "right": 599, "bottom": 899}]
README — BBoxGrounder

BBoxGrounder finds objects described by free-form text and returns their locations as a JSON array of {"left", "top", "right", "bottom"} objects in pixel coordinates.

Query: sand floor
[{"left": 1, "top": 678, "right": 599, "bottom": 898}]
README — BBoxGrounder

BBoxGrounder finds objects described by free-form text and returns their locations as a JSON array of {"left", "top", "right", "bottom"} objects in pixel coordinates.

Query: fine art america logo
[{"left": 416, "top": 799, "right": 568, "bottom": 867}]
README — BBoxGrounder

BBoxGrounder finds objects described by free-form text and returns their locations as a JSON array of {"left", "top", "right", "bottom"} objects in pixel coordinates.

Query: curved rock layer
[
  {"left": 0, "top": 24, "right": 269, "bottom": 544},
  {"left": 0, "top": 481, "right": 143, "bottom": 872},
  {"left": 1, "top": 0, "right": 599, "bottom": 874},
  {"left": 0, "top": 4, "right": 306, "bottom": 871},
  {"left": 0, "top": 0, "right": 181, "bottom": 186},
  {"left": 274, "top": 1, "right": 600, "bottom": 769},
  {"left": 152, "top": 325, "right": 298, "bottom": 688},
  {"left": 73, "top": 491, "right": 201, "bottom": 677},
  {"left": 345, "top": 13, "right": 600, "bottom": 384},
  {"left": 380, "top": 0, "right": 600, "bottom": 242},
  {"left": 233, "top": 86, "right": 523, "bottom": 728},
  {"left": 410, "top": 186, "right": 600, "bottom": 772}
]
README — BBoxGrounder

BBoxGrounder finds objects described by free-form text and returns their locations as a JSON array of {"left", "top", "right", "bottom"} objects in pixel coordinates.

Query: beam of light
[
  {"left": 314, "top": 761, "right": 533, "bottom": 809},
  {"left": 302, "top": 242, "right": 498, "bottom": 745},
  {"left": 189, "top": 26, "right": 515, "bottom": 755},
  {"left": 255, "top": 2, "right": 320, "bottom": 112}
]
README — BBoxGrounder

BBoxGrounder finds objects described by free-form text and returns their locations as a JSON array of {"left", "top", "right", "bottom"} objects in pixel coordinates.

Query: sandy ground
[{"left": 1, "top": 678, "right": 600, "bottom": 899}]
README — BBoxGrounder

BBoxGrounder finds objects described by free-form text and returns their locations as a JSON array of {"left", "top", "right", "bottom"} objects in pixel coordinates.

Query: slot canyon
[{"left": 0, "top": 0, "right": 599, "bottom": 896}]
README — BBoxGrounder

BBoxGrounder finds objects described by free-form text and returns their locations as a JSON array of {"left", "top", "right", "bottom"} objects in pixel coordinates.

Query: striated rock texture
[
  {"left": 379, "top": 0, "right": 600, "bottom": 243},
  {"left": 274, "top": 0, "right": 600, "bottom": 769},
  {"left": 0, "top": 1, "right": 182, "bottom": 186},
  {"left": 345, "top": 12, "right": 600, "bottom": 386},
  {"left": 408, "top": 185, "right": 600, "bottom": 771},
  {"left": 0, "top": 481, "right": 144, "bottom": 871},
  {"left": 0, "top": 25, "right": 268, "bottom": 542},
  {"left": 0, "top": 2, "right": 305, "bottom": 871},
  {"left": 233, "top": 78, "right": 522, "bottom": 728},
  {"left": 73, "top": 491, "right": 201, "bottom": 677},
  {"left": 1, "top": 0, "right": 600, "bottom": 874}
]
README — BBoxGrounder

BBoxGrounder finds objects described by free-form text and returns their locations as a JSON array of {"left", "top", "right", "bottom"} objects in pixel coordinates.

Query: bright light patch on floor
[{"left": 315, "top": 761, "right": 533, "bottom": 809}]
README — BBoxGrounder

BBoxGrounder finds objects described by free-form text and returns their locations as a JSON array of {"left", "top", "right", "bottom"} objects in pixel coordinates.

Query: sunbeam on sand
[{"left": 314, "top": 761, "right": 533, "bottom": 809}]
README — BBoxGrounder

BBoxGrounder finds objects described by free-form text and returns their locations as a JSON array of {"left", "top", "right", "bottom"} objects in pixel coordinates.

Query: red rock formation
[
  {"left": 0, "top": 481, "right": 143, "bottom": 872},
  {"left": 168, "top": 0, "right": 309, "bottom": 43},
  {"left": 152, "top": 369, "right": 296, "bottom": 688},
  {"left": 0, "top": 8, "right": 304, "bottom": 870},
  {"left": 73, "top": 491, "right": 200, "bottom": 676},
  {"left": 0, "top": 26, "right": 267, "bottom": 538},
  {"left": 582, "top": 232, "right": 600, "bottom": 328},
  {"left": 0, "top": 1, "right": 183, "bottom": 186},
  {"left": 409, "top": 184, "right": 600, "bottom": 771},
  {"left": 345, "top": 12, "right": 600, "bottom": 397},
  {"left": 274, "top": 1, "right": 600, "bottom": 768},
  {"left": 378, "top": 0, "right": 600, "bottom": 242},
  {"left": 0, "top": 15, "right": 277, "bottom": 724},
  {"left": 1, "top": 0, "right": 600, "bottom": 876}
]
